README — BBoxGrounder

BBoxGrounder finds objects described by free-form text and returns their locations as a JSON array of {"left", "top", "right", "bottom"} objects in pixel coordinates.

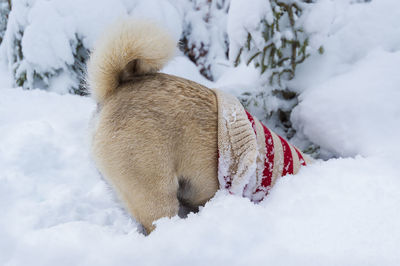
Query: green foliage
[
  {"left": 235, "top": 0, "right": 320, "bottom": 87},
  {"left": 69, "top": 36, "right": 90, "bottom": 96},
  {"left": 234, "top": 0, "right": 322, "bottom": 141}
]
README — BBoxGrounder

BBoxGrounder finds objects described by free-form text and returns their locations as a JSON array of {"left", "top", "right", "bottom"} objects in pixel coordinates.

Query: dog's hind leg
[
  {"left": 117, "top": 172, "right": 180, "bottom": 234},
  {"left": 177, "top": 179, "right": 201, "bottom": 217}
]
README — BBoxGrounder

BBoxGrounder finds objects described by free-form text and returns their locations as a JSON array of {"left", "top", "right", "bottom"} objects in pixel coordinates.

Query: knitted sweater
[{"left": 214, "top": 89, "right": 310, "bottom": 203}]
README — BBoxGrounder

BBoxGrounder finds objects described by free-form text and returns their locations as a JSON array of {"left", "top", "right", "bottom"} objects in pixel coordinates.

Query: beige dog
[
  {"left": 88, "top": 20, "right": 309, "bottom": 234},
  {"left": 88, "top": 20, "right": 219, "bottom": 234}
]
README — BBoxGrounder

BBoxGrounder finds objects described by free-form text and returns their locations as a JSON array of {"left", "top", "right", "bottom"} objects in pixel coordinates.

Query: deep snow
[
  {"left": 1, "top": 0, "right": 400, "bottom": 265},
  {"left": 0, "top": 86, "right": 399, "bottom": 265}
]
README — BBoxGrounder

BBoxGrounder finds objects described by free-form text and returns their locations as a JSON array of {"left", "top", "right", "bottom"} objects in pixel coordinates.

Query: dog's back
[{"left": 88, "top": 20, "right": 218, "bottom": 233}]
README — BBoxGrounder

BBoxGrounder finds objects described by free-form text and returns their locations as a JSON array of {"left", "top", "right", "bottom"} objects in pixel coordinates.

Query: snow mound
[
  {"left": 0, "top": 87, "right": 399, "bottom": 265},
  {"left": 292, "top": 49, "right": 400, "bottom": 157},
  {"left": 292, "top": 0, "right": 400, "bottom": 158},
  {"left": 1, "top": 0, "right": 400, "bottom": 265}
]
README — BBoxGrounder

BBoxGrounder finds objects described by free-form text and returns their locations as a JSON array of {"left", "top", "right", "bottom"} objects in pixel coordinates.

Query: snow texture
[
  {"left": 1, "top": 0, "right": 400, "bottom": 265},
  {"left": 227, "top": 0, "right": 272, "bottom": 61},
  {"left": 179, "top": 0, "right": 230, "bottom": 80},
  {"left": 0, "top": 0, "right": 182, "bottom": 92},
  {"left": 291, "top": 0, "right": 400, "bottom": 158}
]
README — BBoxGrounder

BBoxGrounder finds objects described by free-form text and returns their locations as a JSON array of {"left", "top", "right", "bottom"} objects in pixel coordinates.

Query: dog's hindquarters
[
  {"left": 92, "top": 75, "right": 219, "bottom": 233},
  {"left": 88, "top": 20, "right": 219, "bottom": 233}
]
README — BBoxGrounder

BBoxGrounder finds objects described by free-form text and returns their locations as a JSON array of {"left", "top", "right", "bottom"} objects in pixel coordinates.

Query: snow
[
  {"left": 0, "top": 86, "right": 136, "bottom": 265},
  {"left": 129, "top": 0, "right": 183, "bottom": 43},
  {"left": 179, "top": 0, "right": 230, "bottom": 80},
  {"left": 23, "top": 1, "right": 74, "bottom": 71},
  {"left": 1, "top": 0, "right": 400, "bottom": 265},
  {"left": 227, "top": 0, "right": 273, "bottom": 61},
  {"left": 292, "top": 48, "right": 400, "bottom": 157},
  {"left": 291, "top": 0, "right": 400, "bottom": 158},
  {"left": 215, "top": 63, "right": 261, "bottom": 94},
  {"left": 1, "top": 0, "right": 182, "bottom": 92},
  {"left": 1, "top": 0, "right": 130, "bottom": 92},
  {"left": 162, "top": 55, "right": 214, "bottom": 88}
]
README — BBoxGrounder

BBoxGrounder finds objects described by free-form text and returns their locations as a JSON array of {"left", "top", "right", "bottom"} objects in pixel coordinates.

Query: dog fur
[{"left": 88, "top": 20, "right": 219, "bottom": 234}]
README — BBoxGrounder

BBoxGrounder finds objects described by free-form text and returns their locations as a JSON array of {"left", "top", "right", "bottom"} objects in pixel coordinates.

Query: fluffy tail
[{"left": 87, "top": 20, "right": 175, "bottom": 103}]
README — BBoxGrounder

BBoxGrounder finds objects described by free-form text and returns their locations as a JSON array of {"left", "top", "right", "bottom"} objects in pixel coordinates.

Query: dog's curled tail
[{"left": 87, "top": 20, "right": 175, "bottom": 103}]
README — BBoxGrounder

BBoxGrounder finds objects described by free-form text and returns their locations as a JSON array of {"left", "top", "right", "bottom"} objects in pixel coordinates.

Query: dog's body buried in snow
[{"left": 88, "top": 20, "right": 310, "bottom": 234}]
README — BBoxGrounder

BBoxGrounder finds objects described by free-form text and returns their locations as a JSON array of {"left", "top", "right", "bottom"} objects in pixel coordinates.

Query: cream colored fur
[
  {"left": 87, "top": 20, "right": 176, "bottom": 103},
  {"left": 89, "top": 20, "right": 219, "bottom": 234}
]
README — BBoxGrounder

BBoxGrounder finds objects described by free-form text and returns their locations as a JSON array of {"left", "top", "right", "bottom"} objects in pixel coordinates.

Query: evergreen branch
[
  {"left": 234, "top": 47, "right": 243, "bottom": 67},
  {"left": 247, "top": 51, "right": 261, "bottom": 65}
]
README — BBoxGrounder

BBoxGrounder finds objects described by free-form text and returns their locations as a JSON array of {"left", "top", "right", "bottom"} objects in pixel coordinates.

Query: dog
[{"left": 88, "top": 20, "right": 308, "bottom": 234}]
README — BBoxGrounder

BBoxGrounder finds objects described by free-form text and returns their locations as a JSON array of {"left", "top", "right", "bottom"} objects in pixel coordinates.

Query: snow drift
[{"left": 1, "top": 0, "right": 400, "bottom": 265}]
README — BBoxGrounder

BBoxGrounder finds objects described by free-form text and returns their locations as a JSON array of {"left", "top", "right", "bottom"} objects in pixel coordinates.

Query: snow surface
[
  {"left": 291, "top": 0, "right": 400, "bottom": 158},
  {"left": 1, "top": 0, "right": 400, "bottom": 265},
  {"left": 227, "top": 0, "right": 272, "bottom": 61},
  {"left": 0, "top": 85, "right": 399, "bottom": 265}
]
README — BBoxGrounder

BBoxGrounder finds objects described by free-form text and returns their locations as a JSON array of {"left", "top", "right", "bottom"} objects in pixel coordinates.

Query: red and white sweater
[{"left": 214, "top": 89, "right": 310, "bottom": 203}]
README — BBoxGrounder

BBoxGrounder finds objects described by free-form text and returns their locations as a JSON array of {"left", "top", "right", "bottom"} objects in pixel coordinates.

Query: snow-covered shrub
[
  {"left": 0, "top": 0, "right": 194, "bottom": 94},
  {"left": 179, "top": 0, "right": 230, "bottom": 81},
  {"left": 0, "top": 0, "right": 10, "bottom": 44},
  {"left": 229, "top": 0, "right": 321, "bottom": 138},
  {"left": 234, "top": 0, "right": 320, "bottom": 85},
  {"left": 0, "top": 0, "right": 130, "bottom": 94}
]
